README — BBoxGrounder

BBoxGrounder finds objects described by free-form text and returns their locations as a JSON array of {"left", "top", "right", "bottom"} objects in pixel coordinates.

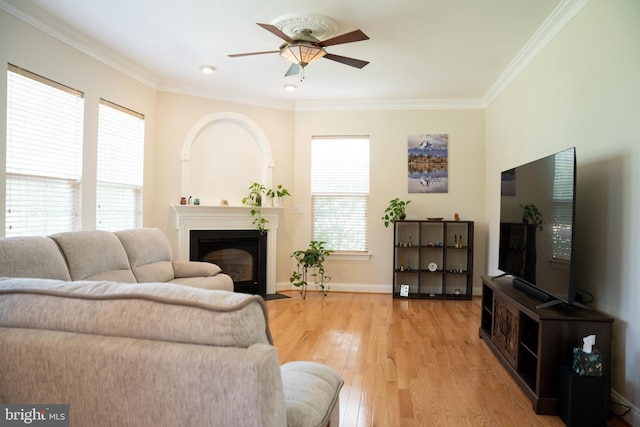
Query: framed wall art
[{"left": 408, "top": 134, "right": 448, "bottom": 193}]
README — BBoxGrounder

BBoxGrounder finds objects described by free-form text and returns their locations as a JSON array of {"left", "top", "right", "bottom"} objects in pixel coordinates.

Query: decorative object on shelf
[
  {"left": 400, "top": 284, "right": 409, "bottom": 297},
  {"left": 427, "top": 217, "right": 443, "bottom": 221},
  {"left": 406, "top": 260, "right": 412, "bottom": 271},
  {"left": 220, "top": 199, "right": 229, "bottom": 206},
  {"left": 428, "top": 262, "right": 437, "bottom": 272},
  {"left": 454, "top": 235, "right": 463, "bottom": 248},
  {"left": 180, "top": 197, "right": 187, "bottom": 205},
  {"left": 194, "top": 198, "right": 200, "bottom": 205},
  {"left": 266, "top": 184, "right": 291, "bottom": 208},
  {"left": 382, "top": 198, "right": 411, "bottom": 227},
  {"left": 407, "top": 233, "right": 412, "bottom": 247},
  {"left": 399, "top": 256, "right": 405, "bottom": 271},
  {"left": 454, "top": 288, "right": 461, "bottom": 296},
  {"left": 290, "top": 240, "right": 332, "bottom": 298},
  {"left": 454, "top": 213, "right": 460, "bottom": 221},
  {"left": 519, "top": 203, "right": 544, "bottom": 231},
  {"left": 242, "top": 182, "right": 270, "bottom": 234},
  {"left": 408, "top": 134, "right": 449, "bottom": 193}
]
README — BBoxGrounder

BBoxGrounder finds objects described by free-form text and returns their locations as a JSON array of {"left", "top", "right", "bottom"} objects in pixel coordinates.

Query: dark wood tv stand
[{"left": 479, "top": 275, "right": 614, "bottom": 415}]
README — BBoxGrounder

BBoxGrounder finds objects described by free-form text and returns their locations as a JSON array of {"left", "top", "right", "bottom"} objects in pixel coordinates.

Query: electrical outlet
[{"left": 293, "top": 205, "right": 304, "bottom": 214}]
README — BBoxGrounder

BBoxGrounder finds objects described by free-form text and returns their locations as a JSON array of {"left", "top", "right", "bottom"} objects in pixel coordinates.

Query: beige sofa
[
  {"left": 0, "top": 229, "right": 344, "bottom": 426},
  {"left": 0, "top": 228, "right": 233, "bottom": 290}
]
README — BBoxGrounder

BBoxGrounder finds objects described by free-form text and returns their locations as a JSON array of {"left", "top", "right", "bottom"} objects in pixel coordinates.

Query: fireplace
[{"left": 190, "top": 229, "right": 267, "bottom": 295}]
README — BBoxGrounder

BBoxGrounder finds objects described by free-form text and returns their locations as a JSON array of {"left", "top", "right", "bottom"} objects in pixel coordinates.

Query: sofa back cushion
[
  {"left": 0, "top": 236, "right": 71, "bottom": 281},
  {"left": 50, "top": 230, "right": 136, "bottom": 282},
  {"left": 0, "top": 278, "right": 272, "bottom": 347},
  {"left": 115, "top": 228, "right": 175, "bottom": 283}
]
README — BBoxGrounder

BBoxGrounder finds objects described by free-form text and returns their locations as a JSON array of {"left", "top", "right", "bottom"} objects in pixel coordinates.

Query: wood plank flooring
[{"left": 265, "top": 291, "right": 629, "bottom": 427}]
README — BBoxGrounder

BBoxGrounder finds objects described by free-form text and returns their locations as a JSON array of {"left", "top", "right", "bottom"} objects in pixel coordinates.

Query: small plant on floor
[
  {"left": 242, "top": 182, "right": 269, "bottom": 234},
  {"left": 290, "top": 240, "right": 333, "bottom": 298}
]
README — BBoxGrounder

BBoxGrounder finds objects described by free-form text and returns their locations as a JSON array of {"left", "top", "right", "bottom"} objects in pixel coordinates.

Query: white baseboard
[
  {"left": 611, "top": 389, "right": 638, "bottom": 426},
  {"left": 276, "top": 282, "right": 484, "bottom": 296},
  {"left": 276, "top": 282, "right": 391, "bottom": 294}
]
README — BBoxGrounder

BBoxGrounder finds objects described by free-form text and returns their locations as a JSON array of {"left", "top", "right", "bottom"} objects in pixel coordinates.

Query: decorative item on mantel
[
  {"left": 266, "top": 184, "right": 291, "bottom": 208},
  {"left": 242, "top": 182, "right": 270, "bottom": 234}
]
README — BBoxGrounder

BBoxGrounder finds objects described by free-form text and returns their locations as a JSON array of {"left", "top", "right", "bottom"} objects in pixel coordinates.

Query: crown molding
[
  {"left": 482, "top": 0, "right": 590, "bottom": 106},
  {"left": 1, "top": 0, "right": 588, "bottom": 112},
  {"left": 0, "top": 0, "right": 161, "bottom": 89},
  {"left": 294, "top": 98, "right": 486, "bottom": 112}
]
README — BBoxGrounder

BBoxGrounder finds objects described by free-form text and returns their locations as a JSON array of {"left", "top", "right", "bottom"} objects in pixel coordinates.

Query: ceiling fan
[{"left": 228, "top": 22, "right": 370, "bottom": 77}]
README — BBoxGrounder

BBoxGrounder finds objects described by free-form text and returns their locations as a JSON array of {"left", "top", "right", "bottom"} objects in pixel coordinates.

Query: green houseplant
[
  {"left": 520, "top": 203, "right": 544, "bottom": 231},
  {"left": 266, "top": 184, "right": 291, "bottom": 208},
  {"left": 290, "top": 240, "right": 333, "bottom": 298},
  {"left": 242, "top": 182, "right": 269, "bottom": 234},
  {"left": 382, "top": 198, "right": 411, "bottom": 228}
]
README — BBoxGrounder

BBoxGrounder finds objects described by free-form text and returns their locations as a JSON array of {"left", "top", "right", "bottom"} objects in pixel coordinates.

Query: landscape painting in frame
[{"left": 408, "top": 134, "right": 448, "bottom": 193}]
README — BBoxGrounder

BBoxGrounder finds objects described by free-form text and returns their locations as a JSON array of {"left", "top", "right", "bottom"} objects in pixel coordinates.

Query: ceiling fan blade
[
  {"left": 257, "top": 23, "right": 294, "bottom": 43},
  {"left": 284, "top": 63, "right": 301, "bottom": 77},
  {"left": 323, "top": 53, "right": 369, "bottom": 69},
  {"left": 319, "top": 29, "right": 369, "bottom": 47},
  {"left": 228, "top": 50, "right": 280, "bottom": 58}
]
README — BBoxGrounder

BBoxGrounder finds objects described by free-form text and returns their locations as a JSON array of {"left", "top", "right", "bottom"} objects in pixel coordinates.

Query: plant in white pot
[{"left": 267, "top": 184, "right": 291, "bottom": 208}]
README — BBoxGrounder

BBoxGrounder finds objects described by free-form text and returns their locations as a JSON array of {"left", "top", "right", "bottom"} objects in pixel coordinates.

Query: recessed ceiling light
[
  {"left": 284, "top": 84, "right": 297, "bottom": 91},
  {"left": 200, "top": 65, "right": 216, "bottom": 74}
]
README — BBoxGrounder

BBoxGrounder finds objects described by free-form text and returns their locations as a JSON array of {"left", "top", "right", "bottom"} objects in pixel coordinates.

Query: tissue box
[{"left": 572, "top": 347, "right": 603, "bottom": 377}]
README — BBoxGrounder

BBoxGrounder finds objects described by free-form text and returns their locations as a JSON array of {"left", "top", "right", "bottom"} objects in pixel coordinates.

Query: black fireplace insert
[{"left": 190, "top": 229, "right": 267, "bottom": 295}]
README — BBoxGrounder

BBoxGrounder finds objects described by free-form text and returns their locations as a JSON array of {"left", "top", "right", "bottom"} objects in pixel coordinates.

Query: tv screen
[{"left": 498, "top": 147, "right": 577, "bottom": 306}]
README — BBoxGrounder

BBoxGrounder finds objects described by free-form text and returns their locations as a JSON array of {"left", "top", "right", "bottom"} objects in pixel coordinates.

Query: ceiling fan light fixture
[{"left": 279, "top": 42, "right": 326, "bottom": 67}]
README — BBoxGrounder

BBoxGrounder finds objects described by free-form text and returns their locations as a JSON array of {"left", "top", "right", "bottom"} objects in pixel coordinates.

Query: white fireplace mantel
[{"left": 171, "top": 205, "right": 283, "bottom": 294}]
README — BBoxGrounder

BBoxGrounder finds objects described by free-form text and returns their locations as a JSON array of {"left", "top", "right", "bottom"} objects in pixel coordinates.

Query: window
[
  {"left": 311, "top": 136, "right": 370, "bottom": 252},
  {"left": 96, "top": 99, "right": 144, "bottom": 231},
  {"left": 551, "top": 149, "right": 574, "bottom": 261},
  {"left": 5, "top": 65, "right": 84, "bottom": 236}
]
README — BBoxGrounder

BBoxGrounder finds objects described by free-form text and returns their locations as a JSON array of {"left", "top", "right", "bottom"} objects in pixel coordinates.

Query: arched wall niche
[{"left": 181, "top": 112, "right": 274, "bottom": 205}]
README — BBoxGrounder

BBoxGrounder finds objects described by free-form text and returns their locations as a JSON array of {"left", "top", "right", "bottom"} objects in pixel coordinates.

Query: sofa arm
[
  {"left": 0, "top": 329, "right": 287, "bottom": 427},
  {"left": 173, "top": 260, "right": 221, "bottom": 278}
]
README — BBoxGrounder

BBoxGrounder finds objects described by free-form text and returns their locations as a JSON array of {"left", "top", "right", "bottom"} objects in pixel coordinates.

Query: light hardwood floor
[{"left": 265, "top": 291, "right": 629, "bottom": 427}]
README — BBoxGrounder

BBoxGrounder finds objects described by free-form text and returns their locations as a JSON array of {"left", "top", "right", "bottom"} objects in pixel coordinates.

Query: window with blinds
[
  {"left": 5, "top": 65, "right": 84, "bottom": 237},
  {"left": 311, "top": 136, "right": 370, "bottom": 252},
  {"left": 551, "top": 148, "right": 575, "bottom": 261},
  {"left": 96, "top": 99, "right": 145, "bottom": 231}
]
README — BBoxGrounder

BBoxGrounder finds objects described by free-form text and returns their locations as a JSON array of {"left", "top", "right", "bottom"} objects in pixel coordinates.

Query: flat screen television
[{"left": 498, "top": 147, "right": 582, "bottom": 308}]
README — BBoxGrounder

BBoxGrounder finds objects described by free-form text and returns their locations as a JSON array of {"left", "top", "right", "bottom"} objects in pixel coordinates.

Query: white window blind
[
  {"left": 311, "top": 136, "right": 370, "bottom": 252},
  {"left": 5, "top": 65, "right": 84, "bottom": 236},
  {"left": 96, "top": 99, "right": 144, "bottom": 231},
  {"left": 551, "top": 149, "right": 575, "bottom": 260}
]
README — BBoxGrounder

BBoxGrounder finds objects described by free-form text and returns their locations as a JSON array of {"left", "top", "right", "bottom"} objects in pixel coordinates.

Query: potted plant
[
  {"left": 267, "top": 184, "right": 291, "bottom": 208},
  {"left": 520, "top": 203, "right": 544, "bottom": 231},
  {"left": 289, "top": 240, "right": 333, "bottom": 298},
  {"left": 381, "top": 198, "right": 411, "bottom": 228},
  {"left": 242, "top": 182, "right": 269, "bottom": 234}
]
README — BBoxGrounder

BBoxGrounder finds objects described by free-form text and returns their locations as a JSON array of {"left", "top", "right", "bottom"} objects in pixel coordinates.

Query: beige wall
[
  {"left": 293, "top": 109, "right": 486, "bottom": 292},
  {"left": 485, "top": 0, "right": 640, "bottom": 421}
]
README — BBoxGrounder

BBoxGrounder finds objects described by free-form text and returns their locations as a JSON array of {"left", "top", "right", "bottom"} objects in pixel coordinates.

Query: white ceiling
[{"left": 2, "top": 0, "right": 578, "bottom": 110}]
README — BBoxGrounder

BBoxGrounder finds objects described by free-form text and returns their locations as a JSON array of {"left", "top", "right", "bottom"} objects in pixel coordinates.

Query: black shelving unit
[{"left": 393, "top": 220, "right": 473, "bottom": 299}]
